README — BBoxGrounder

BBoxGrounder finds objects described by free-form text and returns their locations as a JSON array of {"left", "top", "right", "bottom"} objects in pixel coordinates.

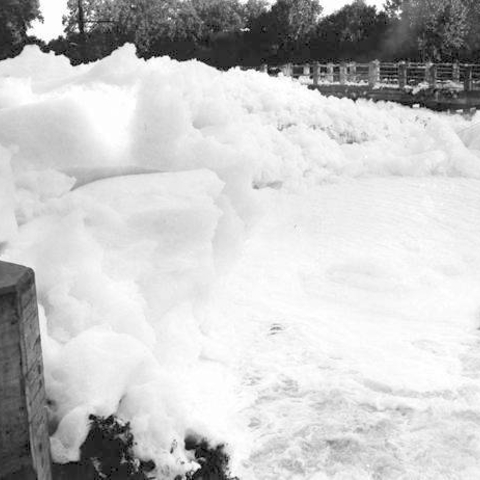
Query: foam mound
[{"left": 1, "top": 44, "right": 480, "bottom": 479}]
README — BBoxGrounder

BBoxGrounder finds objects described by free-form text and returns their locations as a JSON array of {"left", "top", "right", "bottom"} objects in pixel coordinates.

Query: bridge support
[
  {"left": 339, "top": 63, "right": 347, "bottom": 85},
  {"left": 465, "top": 66, "right": 473, "bottom": 92},
  {"left": 312, "top": 62, "right": 320, "bottom": 86},
  {"left": 348, "top": 62, "right": 357, "bottom": 83},
  {"left": 326, "top": 63, "right": 334, "bottom": 83},
  {"left": 425, "top": 63, "right": 437, "bottom": 88},
  {"left": 281, "top": 63, "right": 293, "bottom": 77},
  {"left": 453, "top": 63, "right": 460, "bottom": 83},
  {"left": 369, "top": 60, "right": 380, "bottom": 88},
  {"left": 398, "top": 62, "right": 407, "bottom": 89}
]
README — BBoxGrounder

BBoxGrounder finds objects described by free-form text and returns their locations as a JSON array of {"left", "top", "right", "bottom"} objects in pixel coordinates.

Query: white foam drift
[{"left": 1, "top": 44, "right": 480, "bottom": 479}]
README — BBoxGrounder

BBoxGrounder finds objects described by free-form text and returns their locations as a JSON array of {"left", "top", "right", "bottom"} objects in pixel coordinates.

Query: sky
[
  {"left": 322, "top": 0, "right": 384, "bottom": 14},
  {"left": 30, "top": 0, "right": 386, "bottom": 42},
  {"left": 30, "top": 0, "right": 68, "bottom": 41}
]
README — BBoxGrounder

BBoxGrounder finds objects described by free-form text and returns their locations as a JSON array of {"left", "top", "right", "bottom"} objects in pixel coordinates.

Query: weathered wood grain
[{"left": 0, "top": 261, "right": 51, "bottom": 480}]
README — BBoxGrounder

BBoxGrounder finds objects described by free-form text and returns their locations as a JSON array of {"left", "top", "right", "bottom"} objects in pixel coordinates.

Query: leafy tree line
[
  {"left": 0, "top": 0, "right": 41, "bottom": 59},
  {"left": 2, "top": 0, "right": 480, "bottom": 66},
  {"left": 382, "top": 0, "right": 480, "bottom": 61}
]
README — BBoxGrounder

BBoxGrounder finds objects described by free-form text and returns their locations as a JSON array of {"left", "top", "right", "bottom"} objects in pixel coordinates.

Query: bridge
[{"left": 258, "top": 61, "right": 480, "bottom": 112}]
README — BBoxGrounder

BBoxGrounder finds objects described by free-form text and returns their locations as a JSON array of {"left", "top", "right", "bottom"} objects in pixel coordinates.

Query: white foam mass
[
  {"left": 1, "top": 44, "right": 480, "bottom": 479},
  {"left": 0, "top": 145, "right": 17, "bottom": 243}
]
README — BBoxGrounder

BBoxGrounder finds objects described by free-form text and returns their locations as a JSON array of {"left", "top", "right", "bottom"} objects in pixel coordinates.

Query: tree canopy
[
  {"left": 387, "top": 0, "right": 469, "bottom": 60},
  {"left": 313, "top": 0, "right": 389, "bottom": 61},
  {"left": 25, "top": 0, "right": 480, "bottom": 66},
  {"left": 0, "top": 0, "right": 42, "bottom": 59}
]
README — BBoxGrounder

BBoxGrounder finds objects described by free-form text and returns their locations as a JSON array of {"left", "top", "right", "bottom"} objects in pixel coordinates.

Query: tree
[
  {"left": 463, "top": 0, "right": 480, "bottom": 61},
  {"left": 191, "top": 0, "right": 245, "bottom": 36},
  {"left": 243, "top": 0, "right": 269, "bottom": 26},
  {"left": 0, "top": 0, "right": 42, "bottom": 59},
  {"left": 407, "top": 0, "right": 468, "bottom": 60},
  {"left": 63, "top": 0, "right": 204, "bottom": 61},
  {"left": 313, "top": 0, "right": 389, "bottom": 61},
  {"left": 382, "top": 0, "right": 469, "bottom": 61},
  {"left": 247, "top": 0, "right": 322, "bottom": 62},
  {"left": 109, "top": 0, "right": 203, "bottom": 56},
  {"left": 271, "top": 0, "right": 322, "bottom": 58},
  {"left": 383, "top": 0, "right": 403, "bottom": 18}
]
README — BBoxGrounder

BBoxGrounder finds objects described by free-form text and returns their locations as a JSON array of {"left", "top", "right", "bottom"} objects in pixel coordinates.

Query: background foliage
[
  {"left": 2, "top": 0, "right": 480, "bottom": 65},
  {"left": 0, "top": 0, "right": 42, "bottom": 58}
]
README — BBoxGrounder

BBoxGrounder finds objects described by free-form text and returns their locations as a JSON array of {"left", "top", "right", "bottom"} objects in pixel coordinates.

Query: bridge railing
[{"left": 255, "top": 61, "right": 480, "bottom": 92}]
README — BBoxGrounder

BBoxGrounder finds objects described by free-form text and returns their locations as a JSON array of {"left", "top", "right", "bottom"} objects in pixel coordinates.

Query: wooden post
[
  {"left": 369, "top": 60, "right": 379, "bottom": 88},
  {"left": 303, "top": 63, "right": 310, "bottom": 77},
  {"left": 260, "top": 64, "right": 268, "bottom": 73},
  {"left": 339, "top": 63, "right": 347, "bottom": 85},
  {"left": 312, "top": 62, "right": 320, "bottom": 86},
  {"left": 398, "top": 61, "right": 407, "bottom": 89},
  {"left": 327, "top": 63, "right": 334, "bottom": 83},
  {"left": 0, "top": 261, "right": 51, "bottom": 480},
  {"left": 281, "top": 63, "right": 293, "bottom": 77},
  {"left": 464, "top": 65, "right": 473, "bottom": 92},
  {"left": 348, "top": 62, "right": 357, "bottom": 82},
  {"left": 452, "top": 62, "right": 460, "bottom": 83},
  {"left": 424, "top": 61, "right": 433, "bottom": 84},
  {"left": 426, "top": 63, "right": 437, "bottom": 88}
]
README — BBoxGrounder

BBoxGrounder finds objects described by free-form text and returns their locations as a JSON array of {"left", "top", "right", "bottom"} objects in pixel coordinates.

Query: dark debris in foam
[
  {"left": 52, "top": 415, "right": 239, "bottom": 480},
  {"left": 182, "top": 435, "right": 239, "bottom": 480},
  {"left": 53, "top": 414, "right": 155, "bottom": 480}
]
